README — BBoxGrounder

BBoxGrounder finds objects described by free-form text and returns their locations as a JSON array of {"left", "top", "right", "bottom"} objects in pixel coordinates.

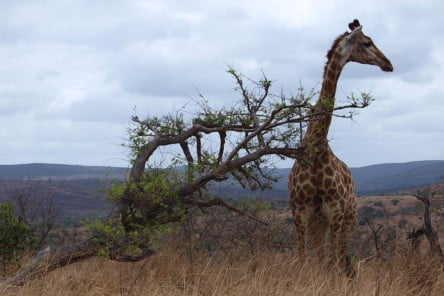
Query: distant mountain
[
  {"left": 350, "top": 160, "right": 444, "bottom": 195},
  {"left": 0, "top": 161, "right": 442, "bottom": 223},
  {"left": 0, "top": 163, "right": 128, "bottom": 180},
  {"left": 0, "top": 160, "right": 443, "bottom": 199},
  {"left": 214, "top": 160, "right": 444, "bottom": 199}
]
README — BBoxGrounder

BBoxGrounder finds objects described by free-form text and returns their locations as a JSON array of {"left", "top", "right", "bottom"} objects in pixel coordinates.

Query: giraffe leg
[
  {"left": 338, "top": 231, "right": 349, "bottom": 262},
  {"left": 339, "top": 211, "right": 356, "bottom": 258},
  {"left": 328, "top": 214, "right": 344, "bottom": 266},
  {"left": 292, "top": 209, "right": 308, "bottom": 258},
  {"left": 310, "top": 218, "right": 328, "bottom": 260},
  {"left": 340, "top": 208, "right": 357, "bottom": 272},
  {"left": 297, "top": 226, "right": 307, "bottom": 257}
]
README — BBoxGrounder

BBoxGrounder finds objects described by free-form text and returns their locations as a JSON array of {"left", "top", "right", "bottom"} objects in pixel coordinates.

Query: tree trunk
[
  {"left": 3, "top": 237, "right": 156, "bottom": 287},
  {"left": 414, "top": 194, "right": 444, "bottom": 260},
  {"left": 4, "top": 239, "right": 100, "bottom": 286}
]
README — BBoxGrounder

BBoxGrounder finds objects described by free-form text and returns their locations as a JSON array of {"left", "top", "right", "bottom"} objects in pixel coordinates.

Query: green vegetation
[{"left": 0, "top": 203, "right": 35, "bottom": 272}]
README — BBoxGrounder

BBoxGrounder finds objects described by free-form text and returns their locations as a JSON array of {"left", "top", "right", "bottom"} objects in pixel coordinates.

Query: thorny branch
[{"left": 119, "top": 67, "right": 371, "bottom": 231}]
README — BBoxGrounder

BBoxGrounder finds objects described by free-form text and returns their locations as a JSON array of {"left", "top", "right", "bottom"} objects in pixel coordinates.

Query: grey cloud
[
  {"left": 114, "top": 59, "right": 231, "bottom": 97},
  {"left": 0, "top": 91, "right": 43, "bottom": 116},
  {"left": 0, "top": 0, "right": 443, "bottom": 166}
]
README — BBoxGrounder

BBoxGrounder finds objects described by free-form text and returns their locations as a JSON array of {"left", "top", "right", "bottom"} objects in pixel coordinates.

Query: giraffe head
[{"left": 339, "top": 19, "right": 393, "bottom": 72}]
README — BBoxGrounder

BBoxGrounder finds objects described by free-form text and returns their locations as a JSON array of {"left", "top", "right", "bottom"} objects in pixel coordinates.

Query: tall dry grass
[
  {"left": 1, "top": 242, "right": 443, "bottom": 296},
  {"left": 2, "top": 196, "right": 444, "bottom": 296}
]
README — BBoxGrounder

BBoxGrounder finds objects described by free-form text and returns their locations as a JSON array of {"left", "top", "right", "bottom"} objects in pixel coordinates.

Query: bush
[
  {"left": 358, "top": 219, "right": 367, "bottom": 226},
  {"left": 357, "top": 205, "right": 384, "bottom": 220},
  {"left": 373, "top": 201, "right": 384, "bottom": 207},
  {"left": 0, "top": 203, "right": 35, "bottom": 272},
  {"left": 391, "top": 199, "right": 400, "bottom": 206}
]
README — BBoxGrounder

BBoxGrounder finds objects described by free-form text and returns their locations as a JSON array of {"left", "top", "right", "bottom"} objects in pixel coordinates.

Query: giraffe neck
[{"left": 303, "top": 50, "right": 345, "bottom": 150}]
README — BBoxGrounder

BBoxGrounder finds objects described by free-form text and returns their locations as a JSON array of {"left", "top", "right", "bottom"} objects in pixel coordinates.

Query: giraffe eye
[{"left": 363, "top": 41, "right": 373, "bottom": 48}]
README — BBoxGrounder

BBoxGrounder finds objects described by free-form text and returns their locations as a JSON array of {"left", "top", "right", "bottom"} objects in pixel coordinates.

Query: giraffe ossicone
[{"left": 288, "top": 19, "right": 392, "bottom": 266}]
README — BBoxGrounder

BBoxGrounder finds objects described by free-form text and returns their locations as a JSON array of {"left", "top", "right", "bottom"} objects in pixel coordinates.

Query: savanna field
[
  {"left": 2, "top": 194, "right": 444, "bottom": 296},
  {"left": 1, "top": 1, "right": 444, "bottom": 296}
]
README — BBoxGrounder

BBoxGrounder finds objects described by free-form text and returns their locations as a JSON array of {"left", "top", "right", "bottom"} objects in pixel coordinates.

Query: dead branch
[
  {"left": 4, "top": 240, "right": 98, "bottom": 286},
  {"left": 414, "top": 194, "right": 444, "bottom": 259},
  {"left": 364, "top": 217, "right": 384, "bottom": 259},
  {"left": 3, "top": 246, "right": 51, "bottom": 286},
  {"left": 3, "top": 238, "right": 155, "bottom": 286},
  {"left": 4, "top": 180, "right": 58, "bottom": 249},
  {"left": 184, "top": 196, "right": 268, "bottom": 225}
]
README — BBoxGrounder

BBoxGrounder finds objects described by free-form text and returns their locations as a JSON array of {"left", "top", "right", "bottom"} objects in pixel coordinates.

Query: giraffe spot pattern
[
  {"left": 286, "top": 19, "right": 391, "bottom": 263},
  {"left": 324, "top": 166, "right": 334, "bottom": 176}
]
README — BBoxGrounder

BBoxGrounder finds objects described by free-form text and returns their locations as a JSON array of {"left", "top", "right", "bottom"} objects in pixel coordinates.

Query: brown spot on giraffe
[
  {"left": 325, "top": 166, "right": 334, "bottom": 176},
  {"left": 299, "top": 172, "right": 309, "bottom": 183},
  {"left": 324, "top": 177, "right": 333, "bottom": 188},
  {"left": 288, "top": 19, "right": 392, "bottom": 267}
]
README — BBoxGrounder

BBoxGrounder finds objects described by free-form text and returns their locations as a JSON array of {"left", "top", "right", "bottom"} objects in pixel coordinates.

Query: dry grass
[
  {"left": 1, "top": 244, "right": 444, "bottom": 296},
  {"left": 2, "top": 193, "right": 444, "bottom": 295}
]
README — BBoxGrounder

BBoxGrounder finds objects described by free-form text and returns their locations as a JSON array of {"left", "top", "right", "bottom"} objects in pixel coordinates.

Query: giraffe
[{"left": 288, "top": 19, "right": 393, "bottom": 265}]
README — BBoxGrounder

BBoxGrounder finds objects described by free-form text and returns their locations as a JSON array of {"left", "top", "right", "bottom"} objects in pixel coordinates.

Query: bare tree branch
[
  {"left": 217, "top": 131, "right": 226, "bottom": 164},
  {"left": 414, "top": 193, "right": 444, "bottom": 259},
  {"left": 183, "top": 196, "right": 267, "bottom": 225}
]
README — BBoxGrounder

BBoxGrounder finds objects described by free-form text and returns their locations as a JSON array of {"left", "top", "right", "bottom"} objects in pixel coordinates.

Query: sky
[{"left": 0, "top": 0, "right": 443, "bottom": 168}]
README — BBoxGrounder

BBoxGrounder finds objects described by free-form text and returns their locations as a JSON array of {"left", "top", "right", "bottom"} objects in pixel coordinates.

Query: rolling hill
[
  {"left": 0, "top": 160, "right": 443, "bottom": 196},
  {"left": 0, "top": 161, "right": 443, "bottom": 221},
  {"left": 278, "top": 160, "right": 444, "bottom": 196},
  {"left": 0, "top": 163, "right": 128, "bottom": 180}
]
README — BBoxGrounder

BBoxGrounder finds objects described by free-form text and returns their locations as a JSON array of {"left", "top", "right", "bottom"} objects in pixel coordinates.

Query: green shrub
[{"left": 0, "top": 203, "right": 35, "bottom": 271}]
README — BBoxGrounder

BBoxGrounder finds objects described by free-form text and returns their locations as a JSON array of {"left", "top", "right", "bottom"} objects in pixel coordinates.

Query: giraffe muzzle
[{"left": 380, "top": 57, "right": 393, "bottom": 72}]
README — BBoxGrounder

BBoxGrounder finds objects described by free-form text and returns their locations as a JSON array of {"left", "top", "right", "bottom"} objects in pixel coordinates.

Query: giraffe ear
[
  {"left": 348, "top": 19, "right": 361, "bottom": 31},
  {"left": 348, "top": 22, "right": 355, "bottom": 31},
  {"left": 345, "top": 25, "right": 362, "bottom": 42}
]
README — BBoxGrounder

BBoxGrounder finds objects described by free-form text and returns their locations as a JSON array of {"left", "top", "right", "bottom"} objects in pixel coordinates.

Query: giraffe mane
[{"left": 323, "top": 33, "right": 347, "bottom": 79}]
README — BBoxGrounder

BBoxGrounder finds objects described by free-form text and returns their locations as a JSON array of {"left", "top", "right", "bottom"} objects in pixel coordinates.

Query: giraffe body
[
  {"left": 289, "top": 19, "right": 393, "bottom": 264},
  {"left": 289, "top": 146, "right": 356, "bottom": 260}
]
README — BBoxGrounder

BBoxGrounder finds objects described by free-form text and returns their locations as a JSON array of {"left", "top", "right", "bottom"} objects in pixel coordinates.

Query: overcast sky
[{"left": 0, "top": 0, "right": 443, "bottom": 168}]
